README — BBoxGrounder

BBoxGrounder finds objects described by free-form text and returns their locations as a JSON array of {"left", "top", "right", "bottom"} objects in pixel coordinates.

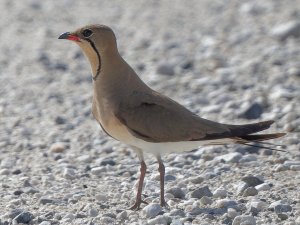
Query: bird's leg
[
  {"left": 129, "top": 160, "right": 147, "bottom": 210},
  {"left": 157, "top": 156, "right": 169, "bottom": 208}
]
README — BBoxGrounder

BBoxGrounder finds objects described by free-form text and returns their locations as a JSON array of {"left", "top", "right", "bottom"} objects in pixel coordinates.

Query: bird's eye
[{"left": 82, "top": 29, "right": 93, "bottom": 38}]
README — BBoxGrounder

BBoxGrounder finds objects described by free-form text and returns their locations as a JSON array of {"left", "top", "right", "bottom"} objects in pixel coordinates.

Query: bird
[{"left": 58, "top": 24, "right": 286, "bottom": 210}]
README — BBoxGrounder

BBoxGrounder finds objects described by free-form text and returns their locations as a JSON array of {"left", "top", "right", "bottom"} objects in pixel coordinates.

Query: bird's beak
[{"left": 58, "top": 32, "right": 81, "bottom": 42}]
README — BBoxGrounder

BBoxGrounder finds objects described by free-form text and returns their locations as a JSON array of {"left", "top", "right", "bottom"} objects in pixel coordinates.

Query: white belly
[{"left": 126, "top": 135, "right": 233, "bottom": 156}]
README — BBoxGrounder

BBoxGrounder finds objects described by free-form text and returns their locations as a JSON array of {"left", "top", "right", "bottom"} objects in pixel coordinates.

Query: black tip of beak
[{"left": 58, "top": 32, "right": 70, "bottom": 39}]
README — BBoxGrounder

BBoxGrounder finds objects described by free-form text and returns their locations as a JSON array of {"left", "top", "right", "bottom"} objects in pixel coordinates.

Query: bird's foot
[
  {"left": 129, "top": 199, "right": 148, "bottom": 210},
  {"left": 160, "top": 200, "right": 170, "bottom": 210}
]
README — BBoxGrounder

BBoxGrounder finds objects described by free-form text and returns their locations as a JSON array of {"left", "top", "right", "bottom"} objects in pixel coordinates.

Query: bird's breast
[{"left": 92, "top": 98, "right": 134, "bottom": 143}]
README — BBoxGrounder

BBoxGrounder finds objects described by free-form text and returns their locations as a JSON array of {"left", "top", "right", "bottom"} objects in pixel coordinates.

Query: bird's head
[
  {"left": 59, "top": 24, "right": 119, "bottom": 80},
  {"left": 58, "top": 24, "right": 117, "bottom": 54}
]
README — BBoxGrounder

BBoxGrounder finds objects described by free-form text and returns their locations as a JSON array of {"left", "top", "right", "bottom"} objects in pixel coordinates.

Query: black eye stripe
[{"left": 82, "top": 29, "right": 93, "bottom": 38}]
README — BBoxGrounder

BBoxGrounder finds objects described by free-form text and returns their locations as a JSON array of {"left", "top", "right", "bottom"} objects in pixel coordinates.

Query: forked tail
[{"left": 227, "top": 120, "right": 286, "bottom": 152}]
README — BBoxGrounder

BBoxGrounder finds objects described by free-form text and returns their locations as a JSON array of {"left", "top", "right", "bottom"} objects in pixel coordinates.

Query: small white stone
[
  {"left": 39, "top": 222, "right": 51, "bottom": 225},
  {"left": 274, "top": 164, "right": 288, "bottom": 172},
  {"left": 147, "top": 215, "right": 169, "bottom": 225},
  {"left": 227, "top": 208, "right": 239, "bottom": 219},
  {"left": 170, "top": 219, "right": 183, "bottom": 225},
  {"left": 216, "top": 152, "right": 242, "bottom": 163},
  {"left": 49, "top": 142, "right": 65, "bottom": 153},
  {"left": 232, "top": 215, "right": 256, "bottom": 225},
  {"left": 213, "top": 187, "right": 227, "bottom": 198},
  {"left": 63, "top": 168, "right": 76, "bottom": 179},
  {"left": 255, "top": 183, "right": 271, "bottom": 191},
  {"left": 0, "top": 159, "right": 15, "bottom": 168},
  {"left": 77, "top": 155, "right": 92, "bottom": 163},
  {"left": 91, "top": 167, "right": 106, "bottom": 175},
  {"left": 271, "top": 21, "right": 300, "bottom": 41}
]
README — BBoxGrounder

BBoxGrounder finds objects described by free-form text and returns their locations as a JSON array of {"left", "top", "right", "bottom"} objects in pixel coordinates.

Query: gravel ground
[{"left": 0, "top": 0, "right": 300, "bottom": 224}]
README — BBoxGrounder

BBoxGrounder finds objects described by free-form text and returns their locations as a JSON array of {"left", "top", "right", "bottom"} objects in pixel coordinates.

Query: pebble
[
  {"left": 269, "top": 200, "right": 292, "bottom": 213},
  {"left": 232, "top": 215, "right": 256, "bottom": 225},
  {"left": 88, "top": 208, "right": 98, "bottom": 217},
  {"left": 239, "top": 155, "right": 257, "bottom": 163},
  {"left": 239, "top": 2, "right": 267, "bottom": 15},
  {"left": 248, "top": 199, "right": 268, "bottom": 212},
  {"left": 116, "top": 210, "right": 127, "bottom": 220},
  {"left": 39, "top": 222, "right": 51, "bottom": 225},
  {"left": 55, "top": 116, "right": 67, "bottom": 124},
  {"left": 190, "top": 186, "right": 213, "bottom": 199},
  {"left": 166, "top": 187, "right": 185, "bottom": 199},
  {"left": 95, "top": 194, "right": 108, "bottom": 202},
  {"left": 274, "top": 164, "right": 289, "bottom": 172},
  {"left": 100, "top": 159, "right": 116, "bottom": 166},
  {"left": 156, "top": 62, "right": 175, "bottom": 76},
  {"left": 63, "top": 213, "right": 75, "bottom": 221},
  {"left": 236, "top": 182, "right": 250, "bottom": 195},
  {"left": 274, "top": 204, "right": 292, "bottom": 213},
  {"left": 189, "top": 176, "right": 204, "bottom": 184},
  {"left": 243, "top": 187, "right": 258, "bottom": 197},
  {"left": 170, "top": 219, "right": 184, "bottom": 225},
  {"left": 142, "top": 203, "right": 163, "bottom": 218},
  {"left": 63, "top": 168, "right": 76, "bottom": 179},
  {"left": 271, "top": 21, "right": 300, "bottom": 41},
  {"left": 147, "top": 215, "right": 170, "bottom": 225},
  {"left": 283, "top": 161, "right": 300, "bottom": 168},
  {"left": 23, "top": 187, "right": 39, "bottom": 194},
  {"left": 239, "top": 102, "right": 263, "bottom": 119},
  {"left": 277, "top": 213, "right": 288, "bottom": 220},
  {"left": 227, "top": 208, "right": 239, "bottom": 219},
  {"left": 49, "top": 142, "right": 66, "bottom": 153},
  {"left": 290, "top": 165, "right": 300, "bottom": 171},
  {"left": 213, "top": 187, "right": 227, "bottom": 198},
  {"left": 165, "top": 174, "right": 176, "bottom": 181},
  {"left": 216, "top": 199, "right": 237, "bottom": 208},
  {"left": 169, "top": 209, "right": 185, "bottom": 217},
  {"left": 100, "top": 216, "right": 116, "bottom": 224},
  {"left": 216, "top": 152, "right": 242, "bottom": 163},
  {"left": 242, "top": 175, "right": 264, "bottom": 186},
  {"left": 255, "top": 183, "right": 271, "bottom": 192},
  {"left": 39, "top": 197, "right": 55, "bottom": 205},
  {"left": 77, "top": 155, "right": 92, "bottom": 163},
  {"left": 0, "top": 168, "right": 10, "bottom": 175},
  {"left": 200, "top": 196, "right": 213, "bottom": 205},
  {"left": 102, "top": 212, "right": 116, "bottom": 219},
  {"left": 14, "top": 211, "right": 34, "bottom": 224},
  {"left": 91, "top": 166, "right": 106, "bottom": 175},
  {"left": 1, "top": 159, "right": 15, "bottom": 168}
]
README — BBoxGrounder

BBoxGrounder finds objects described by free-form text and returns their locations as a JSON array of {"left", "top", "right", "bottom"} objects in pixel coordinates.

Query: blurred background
[{"left": 0, "top": 0, "right": 299, "bottom": 224}]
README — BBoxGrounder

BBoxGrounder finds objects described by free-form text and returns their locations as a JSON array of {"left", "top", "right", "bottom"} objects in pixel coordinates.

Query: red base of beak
[{"left": 58, "top": 32, "right": 81, "bottom": 42}]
